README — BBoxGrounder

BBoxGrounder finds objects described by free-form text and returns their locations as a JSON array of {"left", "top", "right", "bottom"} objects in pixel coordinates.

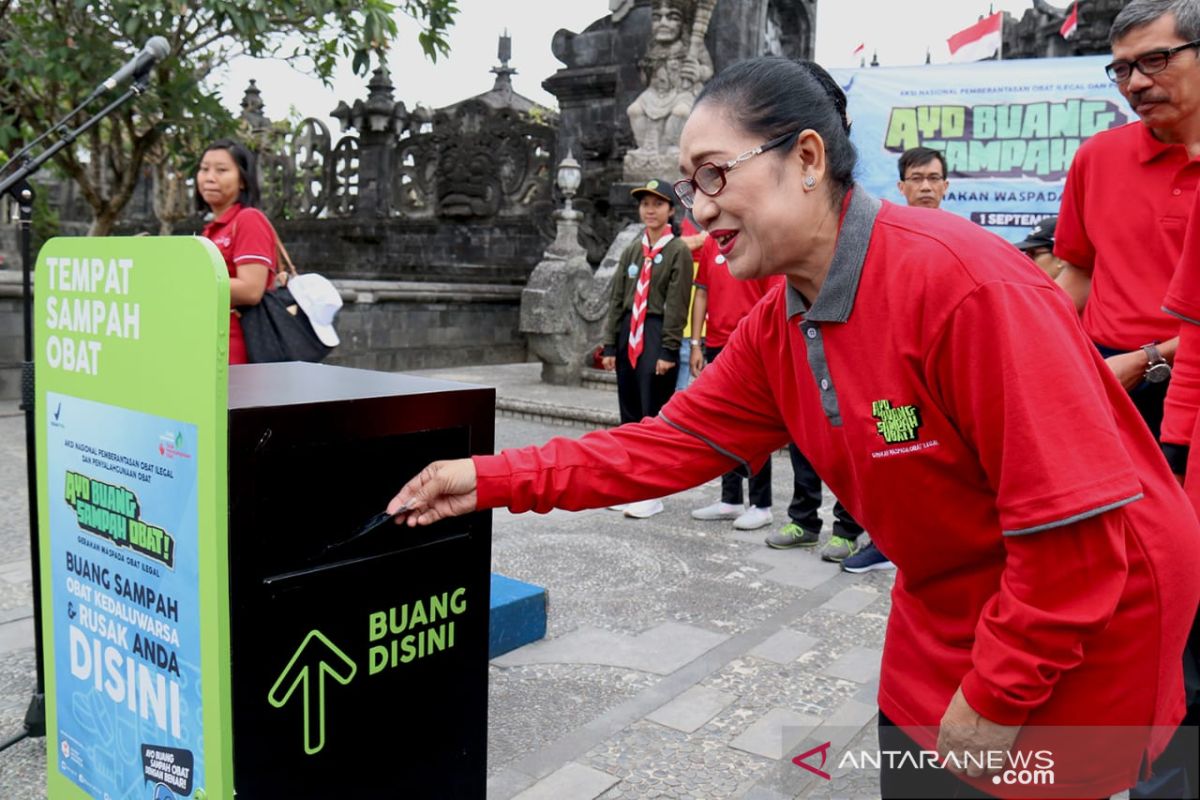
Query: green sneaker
[
  {"left": 820, "top": 535, "right": 859, "bottom": 562},
  {"left": 765, "top": 523, "right": 819, "bottom": 550}
]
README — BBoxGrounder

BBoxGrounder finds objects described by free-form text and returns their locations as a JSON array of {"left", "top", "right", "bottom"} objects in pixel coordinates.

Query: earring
[{"left": 804, "top": 175, "right": 816, "bottom": 189}]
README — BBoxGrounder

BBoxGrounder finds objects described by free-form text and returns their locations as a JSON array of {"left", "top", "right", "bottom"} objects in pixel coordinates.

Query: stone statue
[{"left": 624, "top": 0, "right": 716, "bottom": 182}]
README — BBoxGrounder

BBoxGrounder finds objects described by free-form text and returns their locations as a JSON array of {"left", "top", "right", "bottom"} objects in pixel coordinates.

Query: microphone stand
[{"left": 0, "top": 75, "right": 152, "bottom": 752}]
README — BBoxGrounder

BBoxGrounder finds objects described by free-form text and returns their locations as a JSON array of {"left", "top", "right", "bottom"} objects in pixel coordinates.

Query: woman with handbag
[{"left": 195, "top": 138, "right": 276, "bottom": 364}]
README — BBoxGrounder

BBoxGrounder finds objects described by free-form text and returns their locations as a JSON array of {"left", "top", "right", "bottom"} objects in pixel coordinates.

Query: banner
[
  {"left": 36, "top": 237, "right": 231, "bottom": 800},
  {"left": 832, "top": 56, "right": 1130, "bottom": 242}
]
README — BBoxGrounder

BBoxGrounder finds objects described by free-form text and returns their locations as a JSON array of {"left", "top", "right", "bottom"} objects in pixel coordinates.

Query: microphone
[{"left": 85, "top": 36, "right": 170, "bottom": 102}]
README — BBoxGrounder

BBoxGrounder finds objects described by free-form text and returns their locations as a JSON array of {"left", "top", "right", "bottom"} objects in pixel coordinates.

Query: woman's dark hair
[
  {"left": 694, "top": 57, "right": 857, "bottom": 202},
  {"left": 193, "top": 138, "right": 261, "bottom": 213}
]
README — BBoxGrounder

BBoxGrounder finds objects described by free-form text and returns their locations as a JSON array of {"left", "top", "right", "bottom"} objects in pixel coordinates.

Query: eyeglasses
[
  {"left": 1105, "top": 38, "right": 1200, "bottom": 82},
  {"left": 902, "top": 173, "right": 945, "bottom": 185},
  {"left": 673, "top": 129, "right": 800, "bottom": 209}
]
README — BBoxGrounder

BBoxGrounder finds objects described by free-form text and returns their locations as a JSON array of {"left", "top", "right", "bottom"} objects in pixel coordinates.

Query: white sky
[{"left": 219, "top": 1, "right": 1079, "bottom": 124}]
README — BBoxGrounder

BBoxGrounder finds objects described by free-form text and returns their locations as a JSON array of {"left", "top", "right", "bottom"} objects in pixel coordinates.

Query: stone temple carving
[{"left": 624, "top": 0, "right": 717, "bottom": 182}]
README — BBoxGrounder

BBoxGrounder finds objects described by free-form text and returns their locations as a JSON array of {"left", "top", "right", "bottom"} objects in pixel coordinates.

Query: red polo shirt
[
  {"left": 201, "top": 204, "right": 275, "bottom": 364},
  {"left": 1161, "top": 188, "right": 1200, "bottom": 501},
  {"left": 693, "top": 236, "right": 775, "bottom": 347},
  {"left": 1055, "top": 121, "right": 1198, "bottom": 350},
  {"left": 474, "top": 191, "right": 1200, "bottom": 796}
]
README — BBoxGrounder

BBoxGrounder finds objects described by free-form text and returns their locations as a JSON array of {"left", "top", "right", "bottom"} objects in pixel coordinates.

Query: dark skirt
[{"left": 615, "top": 312, "right": 678, "bottom": 424}]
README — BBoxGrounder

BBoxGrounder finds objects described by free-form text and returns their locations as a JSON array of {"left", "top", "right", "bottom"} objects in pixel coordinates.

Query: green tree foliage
[{"left": 0, "top": 0, "right": 458, "bottom": 234}]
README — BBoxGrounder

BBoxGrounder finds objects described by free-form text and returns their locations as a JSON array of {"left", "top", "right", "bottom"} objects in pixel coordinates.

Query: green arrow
[{"left": 268, "top": 629, "right": 357, "bottom": 755}]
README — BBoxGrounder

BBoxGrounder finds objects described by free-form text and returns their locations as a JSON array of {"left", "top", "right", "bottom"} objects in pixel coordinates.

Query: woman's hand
[
  {"left": 936, "top": 686, "right": 1021, "bottom": 778},
  {"left": 601, "top": 355, "right": 616, "bottom": 371},
  {"left": 689, "top": 345, "right": 705, "bottom": 377},
  {"left": 388, "top": 458, "right": 478, "bottom": 527},
  {"left": 655, "top": 359, "right": 675, "bottom": 376}
]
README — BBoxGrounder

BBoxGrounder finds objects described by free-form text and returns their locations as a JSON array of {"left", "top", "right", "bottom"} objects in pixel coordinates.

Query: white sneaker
[
  {"left": 624, "top": 499, "right": 665, "bottom": 519},
  {"left": 691, "top": 501, "right": 744, "bottom": 520},
  {"left": 607, "top": 503, "right": 629, "bottom": 511},
  {"left": 733, "top": 506, "right": 773, "bottom": 530}
]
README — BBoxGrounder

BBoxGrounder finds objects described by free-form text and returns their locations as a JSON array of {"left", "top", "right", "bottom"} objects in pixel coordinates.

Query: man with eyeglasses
[
  {"left": 1055, "top": 0, "right": 1200, "bottom": 442},
  {"left": 896, "top": 146, "right": 950, "bottom": 210},
  {"left": 1056, "top": 4, "right": 1200, "bottom": 796}
]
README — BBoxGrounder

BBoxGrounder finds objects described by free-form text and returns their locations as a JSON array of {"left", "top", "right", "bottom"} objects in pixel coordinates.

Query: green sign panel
[{"left": 36, "top": 237, "right": 232, "bottom": 800}]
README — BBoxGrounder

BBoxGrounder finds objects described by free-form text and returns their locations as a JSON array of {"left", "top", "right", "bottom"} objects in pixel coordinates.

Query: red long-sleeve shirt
[{"left": 476, "top": 192, "right": 1200, "bottom": 796}]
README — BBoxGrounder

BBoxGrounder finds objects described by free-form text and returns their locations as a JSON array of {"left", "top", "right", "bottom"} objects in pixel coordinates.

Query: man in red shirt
[
  {"left": 1157, "top": 163, "right": 1200, "bottom": 800},
  {"left": 1055, "top": 3, "right": 1200, "bottom": 440},
  {"left": 1058, "top": 11, "right": 1200, "bottom": 792}
]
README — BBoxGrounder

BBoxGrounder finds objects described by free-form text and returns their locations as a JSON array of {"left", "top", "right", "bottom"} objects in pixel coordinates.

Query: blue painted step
[{"left": 489, "top": 573, "right": 547, "bottom": 659}]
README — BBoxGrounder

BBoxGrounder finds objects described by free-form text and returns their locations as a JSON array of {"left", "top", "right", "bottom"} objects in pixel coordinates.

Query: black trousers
[
  {"left": 616, "top": 312, "right": 677, "bottom": 424},
  {"left": 788, "top": 443, "right": 862, "bottom": 537},
  {"left": 706, "top": 345, "right": 771, "bottom": 507}
]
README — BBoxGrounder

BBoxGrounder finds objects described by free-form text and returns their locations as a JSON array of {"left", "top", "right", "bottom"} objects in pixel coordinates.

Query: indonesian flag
[
  {"left": 947, "top": 11, "right": 1003, "bottom": 62},
  {"left": 1060, "top": 2, "right": 1078, "bottom": 39},
  {"left": 852, "top": 42, "right": 865, "bottom": 58}
]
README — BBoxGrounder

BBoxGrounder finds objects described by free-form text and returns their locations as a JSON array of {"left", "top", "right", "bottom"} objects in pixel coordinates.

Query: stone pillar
[
  {"left": 357, "top": 66, "right": 398, "bottom": 218},
  {"left": 240, "top": 79, "right": 271, "bottom": 137},
  {"left": 520, "top": 203, "right": 596, "bottom": 385}
]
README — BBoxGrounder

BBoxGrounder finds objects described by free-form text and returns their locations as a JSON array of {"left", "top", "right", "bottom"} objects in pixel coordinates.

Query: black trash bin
[{"left": 227, "top": 363, "right": 493, "bottom": 798}]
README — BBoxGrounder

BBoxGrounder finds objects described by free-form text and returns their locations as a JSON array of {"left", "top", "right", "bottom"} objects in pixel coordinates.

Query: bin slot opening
[{"left": 262, "top": 530, "right": 471, "bottom": 586}]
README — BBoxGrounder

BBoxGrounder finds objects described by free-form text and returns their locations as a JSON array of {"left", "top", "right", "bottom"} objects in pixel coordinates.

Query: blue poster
[
  {"left": 831, "top": 56, "right": 1130, "bottom": 242},
  {"left": 47, "top": 391, "right": 202, "bottom": 800}
]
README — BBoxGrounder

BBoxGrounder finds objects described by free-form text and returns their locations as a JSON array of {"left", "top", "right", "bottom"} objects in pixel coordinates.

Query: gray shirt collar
[{"left": 786, "top": 185, "right": 882, "bottom": 322}]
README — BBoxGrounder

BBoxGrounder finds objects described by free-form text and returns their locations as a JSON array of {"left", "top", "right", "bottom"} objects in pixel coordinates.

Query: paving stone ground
[{"left": 0, "top": 367, "right": 902, "bottom": 799}]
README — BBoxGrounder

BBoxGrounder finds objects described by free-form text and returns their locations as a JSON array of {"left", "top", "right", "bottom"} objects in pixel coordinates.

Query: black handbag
[
  {"left": 235, "top": 224, "right": 333, "bottom": 363},
  {"left": 237, "top": 285, "right": 332, "bottom": 363}
]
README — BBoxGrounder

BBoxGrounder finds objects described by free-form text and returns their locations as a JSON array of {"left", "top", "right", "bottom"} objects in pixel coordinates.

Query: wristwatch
[
  {"left": 690, "top": 339, "right": 702, "bottom": 347},
  {"left": 1142, "top": 343, "right": 1172, "bottom": 384}
]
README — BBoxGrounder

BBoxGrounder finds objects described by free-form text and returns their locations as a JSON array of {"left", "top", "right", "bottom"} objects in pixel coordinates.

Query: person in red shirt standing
[
  {"left": 1054, "top": 2, "right": 1200, "bottom": 440},
  {"left": 1155, "top": 182, "right": 1200, "bottom": 800},
  {"left": 687, "top": 233, "right": 777, "bottom": 531},
  {"left": 196, "top": 139, "right": 276, "bottom": 365},
  {"left": 688, "top": 233, "right": 867, "bottom": 549},
  {"left": 1061, "top": 6, "right": 1200, "bottom": 795},
  {"left": 388, "top": 58, "right": 1200, "bottom": 798}
]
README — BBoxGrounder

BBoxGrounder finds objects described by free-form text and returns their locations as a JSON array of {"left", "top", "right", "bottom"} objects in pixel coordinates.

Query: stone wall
[
  {"left": 326, "top": 280, "right": 528, "bottom": 371},
  {"left": 272, "top": 218, "right": 550, "bottom": 284},
  {"left": 1003, "top": 0, "right": 1124, "bottom": 59}
]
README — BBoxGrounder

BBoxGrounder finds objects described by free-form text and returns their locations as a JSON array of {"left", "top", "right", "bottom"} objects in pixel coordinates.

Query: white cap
[{"left": 287, "top": 273, "right": 342, "bottom": 347}]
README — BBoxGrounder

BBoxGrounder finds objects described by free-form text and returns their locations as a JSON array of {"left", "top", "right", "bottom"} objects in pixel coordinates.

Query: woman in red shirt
[
  {"left": 195, "top": 138, "right": 276, "bottom": 364},
  {"left": 386, "top": 59, "right": 1200, "bottom": 798}
]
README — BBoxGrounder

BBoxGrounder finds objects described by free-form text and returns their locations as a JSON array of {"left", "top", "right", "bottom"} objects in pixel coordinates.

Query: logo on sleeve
[{"left": 871, "top": 400, "right": 922, "bottom": 444}]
